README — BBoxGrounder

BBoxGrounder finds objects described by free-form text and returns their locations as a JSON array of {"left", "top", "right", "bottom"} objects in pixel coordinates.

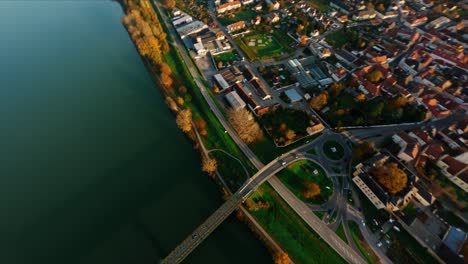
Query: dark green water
[{"left": 0, "top": 1, "right": 270, "bottom": 263}]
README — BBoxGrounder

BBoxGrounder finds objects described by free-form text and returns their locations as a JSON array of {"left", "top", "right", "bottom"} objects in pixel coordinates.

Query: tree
[
  {"left": 369, "top": 102, "right": 384, "bottom": 118},
  {"left": 310, "top": 92, "right": 328, "bottom": 111},
  {"left": 162, "top": 0, "right": 176, "bottom": 9},
  {"left": 227, "top": 108, "right": 264, "bottom": 144},
  {"left": 365, "top": 70, "right": 383, "bottom": 83},
  {"left": 376, "top": 3, "right": 385, "bottom": 12},
  {"left": 213, "top": 84, "right": 220, "bottom": 93},
  {"left": 369, "top": 162, "right": 408, "bottom": 195},
  {"left": 178, "top": 86, "right": 187, "bottom": 95},
  {"left": 202, "top": 157, "right": 217, "bottom": 175},
  {"left": 159, "top": 62, "right": 172, "bottom": 75},
  {"left": 273, "top": 251, "right": 292, "bottom": 264},
  {"left": 176, "top": 109, "right": 192, "bottom": 133},
  {"left": 165, "top": 96, "right": 178, "bottom": 112},
  {"left": 161, "top": 73, "right": 173, "bottom": 89},
  {"left": 176, "top": 96, "right": 185, "bottom": 106},
  {"left": 297, "top": 24, "right": 305, "bottom": 33},
  {"left": 328, "top": 82, "right": 344, "bottom": 98},
  {"left": 285, "top": 129, "right": 296, "bottom": 140},
  {"left": 300, "top": 35, "right": 308, "bottom": 47},
  {"left": 303, "top": 181, "right": 321, "bottom": 199},
  {"left": 217, "top": 61, "right": 223, "bottom": 69},
  {"left": 386, "top": 96, "right": 408, "bottom": 110},
  {"left": 352, "top": 141, "right": 375, "bottom": 163},
  {"left": 355, "top": 94, "right": 366, "bottom": 102}
]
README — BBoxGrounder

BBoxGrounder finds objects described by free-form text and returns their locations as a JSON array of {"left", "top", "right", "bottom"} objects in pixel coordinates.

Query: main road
[
  {"left": 162, "top": 142, "right": 367, "bottom": 263},
  {"left": 153, "top": 2, "right": 365, "bottom": 264}
]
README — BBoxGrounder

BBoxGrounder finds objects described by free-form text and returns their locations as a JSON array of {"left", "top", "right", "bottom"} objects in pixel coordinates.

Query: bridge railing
[{"left": 161, "top": 193, "right": 243, "bottom": 264}]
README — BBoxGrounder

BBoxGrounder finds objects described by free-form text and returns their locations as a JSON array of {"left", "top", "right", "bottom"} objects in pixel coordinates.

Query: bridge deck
[{"left": 161, "top": 193, "right": 243, "bottom": 264}]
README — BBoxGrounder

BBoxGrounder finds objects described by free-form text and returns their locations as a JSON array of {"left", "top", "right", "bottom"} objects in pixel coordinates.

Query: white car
[{"left": 377, "top": 242, "right": 383, "bottom": 247}]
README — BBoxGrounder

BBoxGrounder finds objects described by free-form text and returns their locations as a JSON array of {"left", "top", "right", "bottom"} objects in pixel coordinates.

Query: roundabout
[{"left": 322, "top": 140, "right": 345, "bottom": 161}]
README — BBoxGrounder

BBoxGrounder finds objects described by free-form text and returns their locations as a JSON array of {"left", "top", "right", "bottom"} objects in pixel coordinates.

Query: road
[
  {"left": 154, "top": 2, "right": 368, "bottom": 262},
  {"left": 346, "top": 112, "right": 466, "bottom": 145}
]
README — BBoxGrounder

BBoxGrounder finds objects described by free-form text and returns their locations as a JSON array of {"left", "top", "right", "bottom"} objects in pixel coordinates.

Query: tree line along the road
[{"left": 121, "top": 0, "right": 216, "bottom": 175}]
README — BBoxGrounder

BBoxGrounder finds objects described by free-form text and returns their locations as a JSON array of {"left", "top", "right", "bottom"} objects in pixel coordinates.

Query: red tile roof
[
  {"left": 441, "top": 155, "right": 468, "bottom": 176},
  {"left": 424, "top": 143, "right": 445, "bottom": 159}
]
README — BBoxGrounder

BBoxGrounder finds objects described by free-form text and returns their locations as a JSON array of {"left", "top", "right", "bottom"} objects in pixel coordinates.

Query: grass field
[
  {"left": 348, "top": 221, "right": 378, "bottom": 264},
  {"left": 156, "top": 7, "right": 257, "bottom": 190},
  {"left": 247, "top": 183, "right": 346, "bottom": 264},
  {"left": 235, "top": 32, "right": 286, "bottom": 61},
  {"left": 213, "top": 50, "right": 239, "bottom": 65},
  {"left": 277, "top": 160, "right": 333, "bottom": 204},
  {"left": 335, "top": 224, "right": 348, "bottom": 243},
  {"left": 323, "top": 140, "right": 345, "bottom": 160}
]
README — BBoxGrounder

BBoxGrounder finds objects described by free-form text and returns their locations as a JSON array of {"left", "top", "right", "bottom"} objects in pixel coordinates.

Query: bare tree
[{"left": 227, "top": 108, "right": 263, "bottom": 144}]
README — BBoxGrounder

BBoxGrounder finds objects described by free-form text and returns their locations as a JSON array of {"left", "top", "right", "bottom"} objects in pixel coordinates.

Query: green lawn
[
  {"left": 314, "top": 210, "right": 325, "bottom": 219},
  {"left": 323, "top": 140, "right": 345, "bottom": 160},
  {"left": 348, "top": 221, "right": 378, "bottom": 264},
  {"left": 235, "top": 32, "right": 287, "bottom": 61},
  {"left": 335, "top": 224, "right": 348, "bottom": 243},
  {"left": 277, "top": 160, "right": 333, "bottom": 204},
  {"left": 217, "top": 9, "right": 257, "bottom": 25},
  {"left": 213, "top": 50, "right": 239, "bottom": 65},
  {"left": 155, "top": 7, "right": 257, "bottom": 190},
  {"left": 247, "top": 183, "right": 347, "bottom": 264}
]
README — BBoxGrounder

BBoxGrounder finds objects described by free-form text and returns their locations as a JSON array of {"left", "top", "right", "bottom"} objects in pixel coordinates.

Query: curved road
[{"left": 154, "top": 2, "right": 366, "bottom": 264}]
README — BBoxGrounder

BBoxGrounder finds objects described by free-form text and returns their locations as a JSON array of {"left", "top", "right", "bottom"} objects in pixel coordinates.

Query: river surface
[{"left": 0, "top": 1, "right": 270, "bottom": 263}]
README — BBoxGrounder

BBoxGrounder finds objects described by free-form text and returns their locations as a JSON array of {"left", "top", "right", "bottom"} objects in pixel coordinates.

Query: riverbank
[{"left": 119, "top": 0, "right": 283, "bottom": 262}]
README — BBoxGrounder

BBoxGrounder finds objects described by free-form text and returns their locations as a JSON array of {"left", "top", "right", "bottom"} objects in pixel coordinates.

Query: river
[{"left": 0, "top": 1, "right": 270, "bottom": 263}]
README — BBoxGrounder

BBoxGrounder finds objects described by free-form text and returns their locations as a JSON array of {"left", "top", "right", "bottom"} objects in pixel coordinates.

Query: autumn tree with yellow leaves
[{"left": 176, "top": 109, "right": 192, "bottom": 133}]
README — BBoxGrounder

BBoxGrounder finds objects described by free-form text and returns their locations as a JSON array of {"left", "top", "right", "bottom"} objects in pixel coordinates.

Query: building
[
  {"left": 233, "top": 83, "right": 261, "bottom": 112},
  {"left": 405, "top": 16, "right": 428, "bottom": 28},
  {"left": 353, "top": 153, "right": 419, "bottom": 211},
  {"left": 392, "top": 131, "right": 421, "bottom": 162},
  {"left": 216, "top": 1, "right": 241, "bottom": 14},
  {"left": 227, "top": 21, "right": 246, "bottom": 32},
  {"left": 436, "top": 155, "right": 468, "bottom": 192},
  {"left": 213, "top": 74, "right": 230, "bottom": 91},
  {"left": 250, "top": 79, "right": 271, "bottom": 100},
  {"left": 425, "top": 16, "right": 451, "bottom": 30},
  {"left": 172, "top": 14, "right": 193, "bottom": 27},
  {"left": 225, "top": 91, "right": 246, "bottom": 110},
  {"left": 352, "top": 10, "right": 376, "bottom": 21},
  {"left": 268, "top": 13, "right": 280, "bottom": 24},
  {"left": 265, "top": 0, "right": 280, "bottom": 10},
  {"left": 285, "top": 89, "right": 302, "bottom": 103},
  {"left": 241, "top": 0, "right": 254, "bottom": 5},
  {"left": 176, "top": 21, "right": 208, "bottom": 38},
  {"left": 439, "top": 227, "right": 467, "bottom": 264}
]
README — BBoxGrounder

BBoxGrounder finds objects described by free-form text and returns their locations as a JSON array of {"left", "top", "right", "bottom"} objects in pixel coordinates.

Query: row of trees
[
  {"left": 122, "top": 0, "right": 169, "bottom": 64},
  {"left": 122, "top": 1, "right": 217, "bottom": 176}
]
